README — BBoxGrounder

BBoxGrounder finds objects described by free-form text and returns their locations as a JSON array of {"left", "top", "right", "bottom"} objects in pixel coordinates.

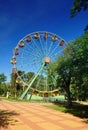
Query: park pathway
[{"left": 0, "top": 100, "right": 88, "bottom": 130}]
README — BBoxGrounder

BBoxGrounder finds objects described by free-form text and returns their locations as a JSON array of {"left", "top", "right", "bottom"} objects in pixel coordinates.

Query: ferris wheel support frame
[{"left": 19, "top": 62, "right": 45, "bottom": 100}]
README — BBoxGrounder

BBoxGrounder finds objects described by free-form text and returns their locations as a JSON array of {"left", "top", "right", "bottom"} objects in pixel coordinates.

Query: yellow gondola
[
  {"left": 18, "top": 40, "right": 24, "bottom": 48},
  {"left": 10, "top": 56, "right": 16, "bottom": 64},
  {"left": 16, "top": 77, "right": 23, "bottom": 84},
  {"left": 52, "top": 35, "right": 57, "bottom": 42}
]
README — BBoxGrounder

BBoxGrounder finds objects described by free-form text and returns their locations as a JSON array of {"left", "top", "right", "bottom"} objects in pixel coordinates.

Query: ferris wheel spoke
[
  {"left": 22, "top": 42, "right": 42, "bottom": 58},
  {"left": 45, "top": 38, "right": 48, "bottom": 57},
  {"left": 17, "top": 57, "right": 41, "bottom": 69},
  {"left": 24, "top": 37, "right": 43, "bottom": 58},
  {"left": 24, "top": 40, "right": 35, "bottom": 51},
  {"left": 47, "top": 40, "right": 54, "bottom": 57},
  {"left": 50, "top": 49, "right": 64, "bottom": 57},
  {"left": 31, "top": 37, "right": 43, "bottom": 55},
  {"left": 50, "top": 47, "right": 65, "bottom": 59},
  {"left": 48, "top": 44, "right": 59, "bottom": 57},
  {"left": 39, "top": 37, "right": 45, "bottom": 57},
  {"left": 18, "top": 49, "right": 43, "bottom": 66},
  {"left": 20, "top": 49, "right": 42, "bottom": 60}
]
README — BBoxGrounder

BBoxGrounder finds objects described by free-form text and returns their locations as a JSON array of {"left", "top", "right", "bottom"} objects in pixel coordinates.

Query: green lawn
[{"left": 44, "top": 102, "right": 88, "bottom": 120}]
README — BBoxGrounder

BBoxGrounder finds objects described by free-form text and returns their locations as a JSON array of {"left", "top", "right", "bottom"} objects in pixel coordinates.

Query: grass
[
  {"left": 0, "top": 96, "right": 50, "bottom": 103},
  {"left": 44, "top": 101, "right": 88, "bottom": 120},
  {"left": 45, "top": 105, "right": 67, "bottom": 112}
]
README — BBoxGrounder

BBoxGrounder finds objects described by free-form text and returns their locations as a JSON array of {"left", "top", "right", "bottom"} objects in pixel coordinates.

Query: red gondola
[
  {"left": 59, "top": 40, "right": 64, "bottom": 46},
  {"left": 18, "top": 40, "right": 24, "bottom": 48},
  {"left": 14, "top": 47, "right": 19, "bottom": 55},
  {"left": 34, "top": 32, "right": 40, "bottom": 39},
  {"left": 52, "top": 35, "right": 57, "bottom": 42},
  {"left": 43, "top": 32, "right": 48, "bottom": 39},
  {"left": 44, "top": 92, "right": 48, "bottom": 97},
  {"left": 26, "top": 36, "right": 31, "bottom": 42}
]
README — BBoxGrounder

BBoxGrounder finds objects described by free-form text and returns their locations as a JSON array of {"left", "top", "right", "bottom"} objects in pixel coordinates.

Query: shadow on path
[
  {"left": 0, "top": 109, "right": 19, "bottom": 129},
  {"left": 49, "top": 101, "right": 88, "bottom": 123}
]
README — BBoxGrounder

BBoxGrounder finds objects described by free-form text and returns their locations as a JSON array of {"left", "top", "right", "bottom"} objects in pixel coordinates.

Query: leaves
[
  {"left": 0, "top": 73, "right": 7, "bottom": 84},
  {"left": 70, "top": 0, "right": 88, "bottom": 17}
]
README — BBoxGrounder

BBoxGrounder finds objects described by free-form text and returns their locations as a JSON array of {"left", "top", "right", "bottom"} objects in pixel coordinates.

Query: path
[{"left": 0, "top": 100, "right": 88, "bottom": 130}]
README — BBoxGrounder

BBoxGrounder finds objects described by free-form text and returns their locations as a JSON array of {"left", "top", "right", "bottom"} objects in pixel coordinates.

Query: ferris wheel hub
[
  {"left": 44, "top": 57, "right": 50, "bottom": 66},
  {"left": 44, "top": 57, "right": 50, "bottom": 63}
]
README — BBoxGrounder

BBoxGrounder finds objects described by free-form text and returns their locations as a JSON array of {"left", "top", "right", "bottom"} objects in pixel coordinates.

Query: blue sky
[{"left": 0, "top": 0, "right": 88, "bottom": 82}]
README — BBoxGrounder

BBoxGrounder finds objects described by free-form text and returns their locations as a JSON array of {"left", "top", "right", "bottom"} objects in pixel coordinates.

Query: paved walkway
[{"left": 0, "top": 100, "right": 88, "bottom": 130}]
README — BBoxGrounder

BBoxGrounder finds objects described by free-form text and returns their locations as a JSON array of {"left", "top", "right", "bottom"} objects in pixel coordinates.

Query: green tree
[
  {"left": 0, "top": 73, "right": 7, "bottom": 84},
  {"left": 69, "top": 33, "right": 88, "bottom": 101},
  {"left": 84, "top": 25, "right": 88, "bottom": 33},
  {"left": 49, "top": 32, "right": 88, "bottom": 104},
  {"left": 0, "top": 83, "right": 7, "bottom": 95},
  {"left": 56, "top": 54, "right": 73, "bottom": 106},
  {"left": 10, "top": 74, "right": 17, "bottom": 97},
  {"left": 0, "top": 73, "right": 7, "bottom": 95},
  {"left": 70, "top": 0, "right": 88, "bottom": 17}
]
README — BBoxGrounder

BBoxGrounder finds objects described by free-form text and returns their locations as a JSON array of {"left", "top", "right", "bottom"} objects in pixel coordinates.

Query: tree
[
  {"left": 70, "top": 0, "right": 88, "bottom": 17},
  {"left": 49, "top": 32, "right": 88, "bottom": 105},
  {"left": 10, "top": 74, "right": 17, "bottom": 97},
  {"left": 0, "top": 73, "right": 7, "bottom": 95},
  {"left": 0, "top": 83, "right": 7, "bottom": 95},
  {"left": 56, "top": 53, "right": 73, "bottom": 106},
  {"left": 84, "top": 25, "right": 88, "bottom": 33},
  {"left": 69, "top": 33, "right": 88, "bottom": 101},
  {"left": 10, "top": 70, "right": 25, "bottom": 97},
  {"left": 0, "top": 73, "right": 7, "bottom": 84}
]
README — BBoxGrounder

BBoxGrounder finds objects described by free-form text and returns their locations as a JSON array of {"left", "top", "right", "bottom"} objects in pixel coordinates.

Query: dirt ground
[{"left": 0, "top": 100, "right": 88, "bottom": 130}]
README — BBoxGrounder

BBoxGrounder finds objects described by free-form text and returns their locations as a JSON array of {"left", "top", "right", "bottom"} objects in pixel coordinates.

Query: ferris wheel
[{"left": 11, "top": 31, "right": 67, "bottom": 99}]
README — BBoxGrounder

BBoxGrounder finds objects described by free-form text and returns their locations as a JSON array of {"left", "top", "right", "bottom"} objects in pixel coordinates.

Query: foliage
[
  {"left": 47, "top": 32, "right": 88, "bottom": 106},
  {"left": 70, "top": 0, "right": 88, "bottom": 17},
  {"left": 0, "top": 73, "right": 7, "bottom": 84},
  {"left": 69, "top": 33, "right": 88, "bottom": 101},
  {"left": 10, "top": 73, "right": 17, "bottom": 97},
  {"left": 0, "top": 83, "right": 7, "bottom": 95},
  {"left": 56, "top": 51, "right": 73, "bottom": 106},
  {"left": 84, "top": 25, "right": 88, "bottom": 33},
  {"left": 0, "top": 73, "right": 7, "bottom": 95}
]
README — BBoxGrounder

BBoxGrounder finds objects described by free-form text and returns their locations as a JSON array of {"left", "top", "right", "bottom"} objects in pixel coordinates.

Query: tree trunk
[
  {"left": 65, "top": 82, "right": 72, "bottom": 107},
  {"left": 66, "top": 89, "right": 72, "bottom": 106}
]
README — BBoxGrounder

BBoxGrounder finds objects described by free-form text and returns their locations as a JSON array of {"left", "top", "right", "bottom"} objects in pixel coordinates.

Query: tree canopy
[
  {"left": 70, "top": 0, "right": 88, "bottom": 17},
  {"left": 48, "top": 32, "right": 88, "bottom": 105}
]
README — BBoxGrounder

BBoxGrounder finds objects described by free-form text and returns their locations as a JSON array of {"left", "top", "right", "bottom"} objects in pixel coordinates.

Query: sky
[{"left": 0, "top": 0, "right": 88, "bottom": 82}]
